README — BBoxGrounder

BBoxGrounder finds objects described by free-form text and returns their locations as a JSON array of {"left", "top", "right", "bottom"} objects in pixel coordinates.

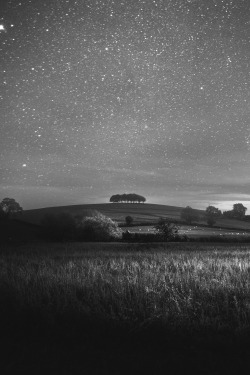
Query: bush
[
  {"left": 125, "top": 216, "right": 133, "bottom": 226},
  {"left": 77, "top": 212, "right": 122, "bottom": 241},
  {"left": 154, "top": 218, "right": 180, "bottom": 241}
]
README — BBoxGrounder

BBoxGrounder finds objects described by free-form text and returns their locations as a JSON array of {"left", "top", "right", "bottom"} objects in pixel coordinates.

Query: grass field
[{"left": 1, "top": 242, "right": 250, "bottom": 374}]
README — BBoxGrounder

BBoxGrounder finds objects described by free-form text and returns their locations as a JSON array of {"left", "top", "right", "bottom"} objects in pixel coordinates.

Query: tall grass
[{"left": 1, "top": 243, "right": 250, "bottom": 341}]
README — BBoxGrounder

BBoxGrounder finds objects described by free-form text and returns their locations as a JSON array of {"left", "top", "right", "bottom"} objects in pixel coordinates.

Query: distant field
[
  {"left": 20, "top": 202, "right": 250, "bottom": 232},
  {"left": 1, "top": 242, "right": 250, "bottom": 373},
  {"left": 124, "top": 224, "right": 250, "bottom": 238}
]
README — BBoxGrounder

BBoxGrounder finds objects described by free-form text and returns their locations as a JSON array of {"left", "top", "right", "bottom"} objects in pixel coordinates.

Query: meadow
[{"left": 1, "top": 242, "right": 250, "bottom": 374}]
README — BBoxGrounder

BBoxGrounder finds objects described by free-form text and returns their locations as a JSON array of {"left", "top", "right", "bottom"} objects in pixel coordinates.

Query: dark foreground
[
  {"left": 2, "top": 320, "right": 250, "bottom": 375},
  {"left": 1, "top": 242, "right": 250, "bottom": 374}
]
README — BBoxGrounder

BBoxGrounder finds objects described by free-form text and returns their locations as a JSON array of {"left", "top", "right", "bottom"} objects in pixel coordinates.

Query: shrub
[
  {"left": 77, "top": 212, "right": 122, "bottom": 241},
  {"left": 154, "top": 218, "right": 180, "bottom": 241},
  {"left": 125, "top": 215, "right": 133, "bottom": 226}
]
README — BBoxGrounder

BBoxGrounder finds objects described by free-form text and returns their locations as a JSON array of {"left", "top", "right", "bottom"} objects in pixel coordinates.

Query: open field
[
  {"left": 1, "top": 242, "right": 250, "bottom": 374},
  {"left": 123, "top": 224, "right": 250, "bottom": 239}
]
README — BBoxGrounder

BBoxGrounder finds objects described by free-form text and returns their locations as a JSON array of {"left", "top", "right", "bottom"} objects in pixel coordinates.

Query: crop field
[{"left": 1, "top": 242, "right": 250, "bottom": 374}]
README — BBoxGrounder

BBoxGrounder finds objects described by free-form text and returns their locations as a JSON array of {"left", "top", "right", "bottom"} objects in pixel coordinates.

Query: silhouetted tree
[
  {"left": 110, "top": 194, "right": 146, "bottom": 203},
  {"left": 0, "top": 206, "right": 7, "bottom": 221},
  {"left": 154, "top": 218, "right": 179, "bottom": 241},
  {"left": 0, "top": 197, "right": 23, "bottom": 219},
  {"left": 205, "top": 206, "right": 222, "bottom": 217},
  {"left": 125, "top": 215, "right": 133, "bottom": 226},
  {"left": 180, "top": 206, "right": 199, "bottom": 224},
  {"left": 109, "top": 194, "right": 120, "bottom": 203},
  {"left": 223, "top": 210, "right": 234, "bottom": 218},
  {"left": 233, "top": 203, "right": 247, "bottom": 219},
  {"left": 205, "top": 206, "right": 222, "bottom": 226},
  {"left": 223, "top": 203, "right": 247, "bottom": 220}
]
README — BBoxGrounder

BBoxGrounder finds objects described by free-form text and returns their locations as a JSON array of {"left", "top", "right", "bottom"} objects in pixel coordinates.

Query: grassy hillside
[
  {"left": 20, "top": 203, "right": 198, "bottom": 225},
  {"left": 20, "top": 202, "right": 250, "bottom": 231}
]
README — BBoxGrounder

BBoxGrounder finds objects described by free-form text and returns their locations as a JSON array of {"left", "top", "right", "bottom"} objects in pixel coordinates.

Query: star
[{"left": 1, "top": 0, "right": 249, "bottom": 211}]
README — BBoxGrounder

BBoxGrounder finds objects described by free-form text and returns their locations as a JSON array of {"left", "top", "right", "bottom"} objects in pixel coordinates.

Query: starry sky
[{"left": 1, "top": 0, "right": 250, "bottom": 211}]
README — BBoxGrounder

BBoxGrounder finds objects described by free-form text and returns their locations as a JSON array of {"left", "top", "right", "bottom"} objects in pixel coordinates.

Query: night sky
[{"left": 1, "top": 0, "right": 250, "bottom": 211}]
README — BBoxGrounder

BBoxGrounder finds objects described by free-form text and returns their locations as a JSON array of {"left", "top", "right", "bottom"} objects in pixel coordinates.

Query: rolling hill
[
  {"left": 19, "top": 203, "right": 250, "bottom": 231},
  {"left": 20, "top": 203, "right": 184, "bottom": 225}
]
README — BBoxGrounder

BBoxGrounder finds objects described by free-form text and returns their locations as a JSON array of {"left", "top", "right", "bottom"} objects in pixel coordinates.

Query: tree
[
  {"left": 0, "top": 206, "right": 7, "bottom": 221},
  {"left": 205, "top": 206, "right": 222, "bottom": 227},
  {"left": 78, "top": 211, "right": 122, "bottom": 241},
  {"left": 232, "top": 203, "right": 247, "bottom": 219},
  {"left": 180, "top": 206, "right": 199, "bottom": 224},
  {"left": 125, "top": 215, "right": 133, "bottom": 226},
  {"left": 205, "top": 206, "right": 222, "bottom": 217},
  {"left": 223, "top": 203, "right": 247, "bottom": 220},
  {"left": 109, "top": 194, "right": 120, "bottom": 203},
  {"left": 0, "top": 198, "right": 23, "bottom": 218},
  {"left": 110, "top": 194, "right": 146, "bottom": 203},
  {"left": 154, "top": 218, "right": 179, "bottom": 241},
  {"left": 223, "top": 210, "right": 234, "bottom": 218}
]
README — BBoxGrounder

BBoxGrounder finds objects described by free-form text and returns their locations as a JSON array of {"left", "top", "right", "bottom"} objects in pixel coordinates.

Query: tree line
[
  {"left": 110, "top": 194, "right": 146, "bottom": 203},
  {"left": 180, "top": 203, "right": 247, "bottom": 226}
]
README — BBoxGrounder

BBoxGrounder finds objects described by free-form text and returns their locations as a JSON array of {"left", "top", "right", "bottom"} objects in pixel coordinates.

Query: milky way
[{"left": 1, "top": 0, "right": 250, "bottom": 210}]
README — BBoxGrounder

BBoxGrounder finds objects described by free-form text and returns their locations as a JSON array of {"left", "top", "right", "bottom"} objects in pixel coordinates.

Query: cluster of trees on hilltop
[{"left": 110, "top": 194, "right": 146, "bottom": 203}]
